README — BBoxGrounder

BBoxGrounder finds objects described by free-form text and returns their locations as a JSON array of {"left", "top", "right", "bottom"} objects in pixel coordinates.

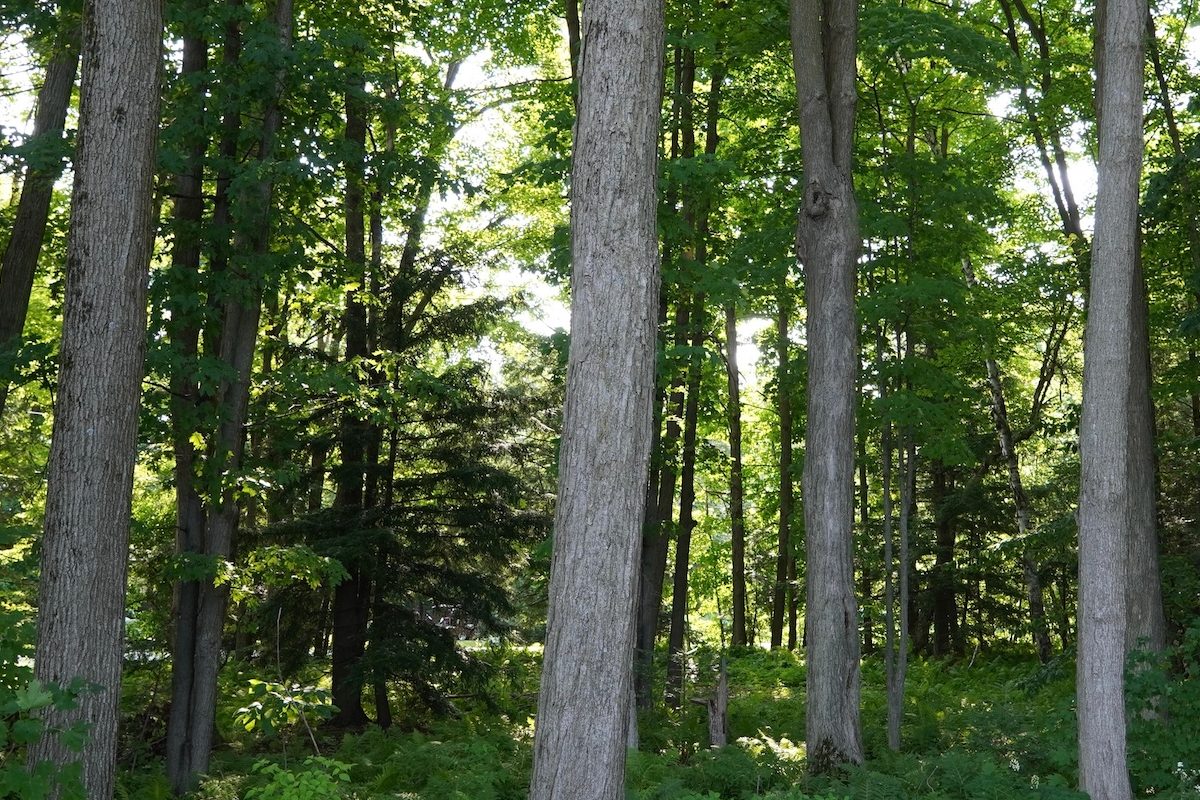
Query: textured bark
[
  {"left": 770, "top": 297, "right": 794, "bottom": 650},
  {"left": 528, "top": 0, "right": 663, "bottom": 791},
  {"left": 791, "top": 0, "right": 864, "bottom": 769},
  {"left": 1125, "top": 260, "right": 1166, "bottom": 655},
  {"left": 725, "top": 303, "right": 748, "bottom": 646},
  {"left": 0, "top": 16, "right": 80, "bottom": 419},
  {"left": 27, "top": 0, "right": 161, "bottom": 795},
  {"left": 1077, "top": 0, "right": 1144, "bottom": 793}
]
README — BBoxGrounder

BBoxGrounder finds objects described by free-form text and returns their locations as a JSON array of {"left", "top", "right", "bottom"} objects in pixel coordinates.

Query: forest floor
[{"left": 116, "top": 642, "right": 1200, "bottom": 800}]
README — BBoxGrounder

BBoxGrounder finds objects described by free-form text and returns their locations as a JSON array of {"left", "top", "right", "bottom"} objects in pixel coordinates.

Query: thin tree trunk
[
  {"left": 666, "top": 292, "right": 704, "bottom": 707},
  {"left": 962, "top": 258, "right": 1053, "bottom": 663},
  {"left": 791, "top": 0, "right": 864, "bottom": 768},
  {"left": 635, "top": 299, "right": 687, "bottom": 708},
  {"left": 528, "top": 0, "right": 663, "bottom": 791},
  {"left": 27, "top": 0, "right": 160, "bottom": 794},
  {"left": 771, "top": 296, "right": 793, "bottom": 649},
  {"left": 726, "top": 303, "right": 748, "bottom": 647},
  {"left": 0, "top": 16, "right": 80, "bottom": 419},
  {"left": 1077, "top": 0, "right": 1144, "bottom": 792}
]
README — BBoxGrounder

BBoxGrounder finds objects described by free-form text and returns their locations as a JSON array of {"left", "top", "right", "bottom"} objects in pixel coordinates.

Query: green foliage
[
  {"left": 234, "top": 680, "right": 334, "bottom": 739},
  {"left": 243, "top": 757, "right": 352, "bottom": 800},
  {"left": 1126, "top": 624, "right": 1200, "bottom": 796},
  {"left": 0, "top": 651, "right": 89, "bottom": 800}
]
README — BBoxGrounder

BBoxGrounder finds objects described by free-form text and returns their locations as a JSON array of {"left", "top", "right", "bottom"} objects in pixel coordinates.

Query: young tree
[
  {"left": 26, "top": 0, "right": 161, "bottom": 795},
  {"left": 1076, "top": 0, "right": 1145, "bottom": 793},
  {"left": 791, "top": 0, "right": 864, "bottom": 770},
  {"left": 528, "top": 0, "right": 664, "bottom": 795}
]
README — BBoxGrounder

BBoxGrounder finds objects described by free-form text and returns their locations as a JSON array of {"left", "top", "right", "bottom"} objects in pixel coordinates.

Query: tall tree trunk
[
  {"left": 771, "top": 296, "right": 793, "bottom": 649},
  {"left": 0, "top": 15, "right": 80, "bottom": 419},
  {"left": 791, "top": 0, "right": 864, "bottom": 769},
  {"left": 635, "top": 299, "right": 687, "bottom": 708},
  {"left": 858, "top": 431, "right": 872, "bottom": 654},
  {"left": 1125, "top": 257, "right": 1166, "bottom": 655},
  {"left": 166, "top": 0, "right": 290, "bottom": 787},
  {"left": 164, "top": 17, "right": 211, "bottom": 795},
  {"left": 880, "top": 327, "right": 900, "bottom": 750},
  {"left": 331, "top": 66, "right": 372, "bottom": 729},
  {"left": 666, "top": 293, "right": 704, "bottom": 707},
  {"left": 27, "top": 0, "right": 160, "bottom": 795},
  {"left": 1077, "top": 0, "right": 1144, "bottom": 792},
  {"left": 930, "top": 462, "right": 958, "bottom": 657},
  {"left": 726, "top": 303, "right": 748, "bottom": 646},
  {"left": 528, "top": 0, "right": 663, "bottom": 793}
]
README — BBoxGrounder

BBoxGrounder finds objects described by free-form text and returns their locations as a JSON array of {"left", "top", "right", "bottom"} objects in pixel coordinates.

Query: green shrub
[{"left": 243, "top": 757, "right": 352, "bottom": 800}]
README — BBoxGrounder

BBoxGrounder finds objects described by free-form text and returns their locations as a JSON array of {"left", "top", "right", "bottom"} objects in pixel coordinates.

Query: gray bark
[
  {"left": 0, "top": 16, "right": 80, "bottom": 419},
  {"left": 791, "top": 0, "right": 864, "bottom": 770},
  {"left": 27, "top": 0, "right": 161, "bottom": 796},
  {"left": 1125, "top": 259, "right": 1166, "bottom": 655},
  {"left": 1077, "top": 0, "right": 1144, "bottom": 793},
  {"left": 528, "top": 0, "right": 663, "bottom": 792}
]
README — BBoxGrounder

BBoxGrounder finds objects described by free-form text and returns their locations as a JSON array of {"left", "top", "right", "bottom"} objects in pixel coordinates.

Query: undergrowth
[{"left": 105, "top": 640, "right": 1200, "bottom": 800}]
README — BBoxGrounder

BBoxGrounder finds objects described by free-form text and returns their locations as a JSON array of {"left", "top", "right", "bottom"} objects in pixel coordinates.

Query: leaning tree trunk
[
  {"left": 787, "top": 0, "right": 864, "bottom": 767},
  {"left": 791, "top": 0, "right": 864, "bottom": 771},
  {"left": 528, "top": 0, "right": 663, "bottom": 792},
  {"left": 27, "top": 0, "right": 160, "bottom": 796},
  {"left": 0, "top": 14, "right": 80, "bottom": 419},
  {"left": 1077, "top": 0, "right": 1144, "bottom": 794}
]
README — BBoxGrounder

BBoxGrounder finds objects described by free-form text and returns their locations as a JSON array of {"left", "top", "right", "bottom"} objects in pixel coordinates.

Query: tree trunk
[
  {"left": 330, "top": 65, "right": 372, "bottom": 729},
  {"left": 1125, "top": 257, "right": 1166, "bottom": 655},
  {"left": 1076, "top": 0, "right": 1144, "bottom": 792},
  {"left": 528, "top": 0, "right": 663, "bottom": 794},
  {"left": 164, "top": 17, "right": 211, "bottom": 795},
  {"left": 0, "top": 16, "right": 80, "bottom": 419},
  {"left": 771, "top": 296, "right": 793, "bottom": 649},
  {"left": 930, "top": 462, "right": 958, "bottom": 657},
  {"left": 666, "top": 294, "right": 704, "bottom": 707},
  {"left": 726, "top": 303, "right": 748, "bottom": 647},
  {"left": 791, "top": 0, "right": 864, "bottom": 769},
  {"left": 27, "top": 0, "right": 160, "bottom": 795},
  {"left": 165, "top": 1, "right": 290, "bottom": 787},
  {"left": 635, "top": 299, "right": 687, "bottom": 708}
]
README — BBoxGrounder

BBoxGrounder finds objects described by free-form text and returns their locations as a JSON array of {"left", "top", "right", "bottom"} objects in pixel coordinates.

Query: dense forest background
[{"left": 1, "top": 0, "right": 1199, "bottom": 796}]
